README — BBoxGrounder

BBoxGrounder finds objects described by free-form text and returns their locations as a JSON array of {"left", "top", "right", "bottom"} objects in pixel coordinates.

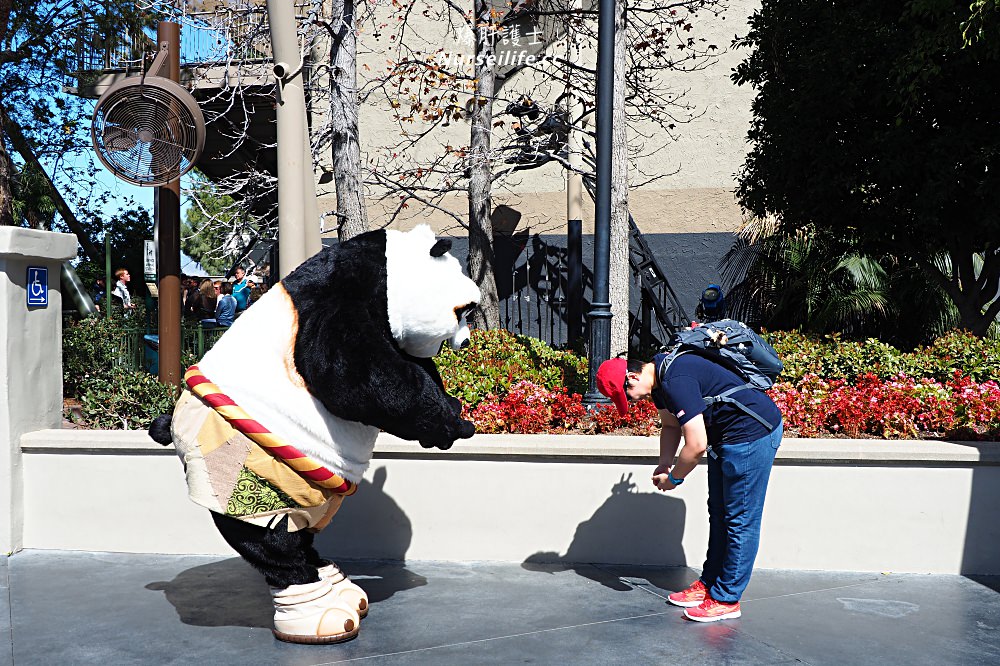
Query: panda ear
[{"left": 430, "top": 238, "right": 452, "bottom": 257}]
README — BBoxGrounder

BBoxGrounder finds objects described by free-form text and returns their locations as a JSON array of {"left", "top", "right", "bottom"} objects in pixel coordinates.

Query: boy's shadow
[
  {"left": 147, "top": 466, "right": 426, "bottom": 628},
  {"left": 523, "top": 474, "right": 688, "bottom": 590}
]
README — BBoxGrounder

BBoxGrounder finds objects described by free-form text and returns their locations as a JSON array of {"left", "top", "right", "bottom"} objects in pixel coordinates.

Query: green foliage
[
  {"left": 722, "top": 220, "right": 894, "bottom": 337},
  {"left": 62, "top": 310, "right": 142, "bottom": 396},
  {"left": 63, "top": 303, "right": 177, "bottom": 429},
  {"left": 769, "top": 329, "right": 1000, "bottom": 383},
  {"left": 733, "top": 0, "right": 1000, "bottom": 335},
  {"left": 72, "top": 367, "right": 176, "bottom": 430},
  {"left": 435, "top": 329, "right": 588, "bottom": 408}
]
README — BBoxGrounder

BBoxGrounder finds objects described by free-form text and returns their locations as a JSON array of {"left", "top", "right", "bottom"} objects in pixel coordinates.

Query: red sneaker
[
  {"left": 683, "top": 596, "right": 741, "bottom": 622},
  {"left": 667, "top": 579, "right": 707, "bottom": 608}
]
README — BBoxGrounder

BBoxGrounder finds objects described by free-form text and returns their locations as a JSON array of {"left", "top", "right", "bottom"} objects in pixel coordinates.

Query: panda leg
[
  {"left": 211, "top": 513, "right": 360, "bottom": 644},
  {"left": 211, "top": 512, "right": 318, "bottom": 588}
]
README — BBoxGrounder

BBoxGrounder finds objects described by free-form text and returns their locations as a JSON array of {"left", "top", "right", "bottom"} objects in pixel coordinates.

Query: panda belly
[{"left": 196, "top": 285, "right": 379, "bottom": 483}]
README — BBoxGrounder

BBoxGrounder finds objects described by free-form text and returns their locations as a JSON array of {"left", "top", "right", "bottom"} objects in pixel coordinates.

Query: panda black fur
[
  {"left": 280, "top": 227, "right": 473, "bottom": 448},
  {"left": 149, "top": 225, "right": 480, "bottom": 644}
]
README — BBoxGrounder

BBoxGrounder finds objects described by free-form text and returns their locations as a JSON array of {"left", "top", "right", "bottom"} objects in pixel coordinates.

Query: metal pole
[
  {"left": 105, "top": 235, "right": 111, "bottom": 320},
  {"left": 268, "top": 0, "right": 309, "bottom": 277},
  {"left": 583, "top": 0, "right": 615, "bottom": 406},
  {"left": 567, "top": 219, "right": 582, "bottom": 343},
  {"left": 303, "top": 124, "right": 322, "bottom": 257},
  {"left": 156, "top": 21, "right": 182, "bottom": 388}
]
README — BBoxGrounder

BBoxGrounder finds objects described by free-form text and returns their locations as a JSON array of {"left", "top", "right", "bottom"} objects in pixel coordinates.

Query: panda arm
[
  {"left": 300, "top": 334, "right": 473, "bottom": 449},
  {"left": 402, "top": 352, "right": 463, "bottom": 417}
]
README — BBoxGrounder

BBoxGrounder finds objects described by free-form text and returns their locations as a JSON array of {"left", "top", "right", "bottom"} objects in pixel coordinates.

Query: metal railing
[
  {"left": 118, "top": 325, "right": 227, "bottom": 373},
  {"left": 64, "top": 3, "right": 312, "bottom": 80}
]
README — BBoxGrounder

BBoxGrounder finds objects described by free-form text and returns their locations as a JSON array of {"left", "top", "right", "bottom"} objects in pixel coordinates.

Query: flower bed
[{"left": 439, "top": 329, "right": 1000, "bottom": 440}]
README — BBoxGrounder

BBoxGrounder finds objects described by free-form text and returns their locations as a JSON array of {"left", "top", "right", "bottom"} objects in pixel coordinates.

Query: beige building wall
[{"left": 314, "top": 1, "right": 756, "bottom": 239}]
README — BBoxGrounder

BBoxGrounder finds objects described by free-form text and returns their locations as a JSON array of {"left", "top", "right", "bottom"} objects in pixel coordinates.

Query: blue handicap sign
[{"left": 27, "top": 266, "right": 48, "bottom": 308}]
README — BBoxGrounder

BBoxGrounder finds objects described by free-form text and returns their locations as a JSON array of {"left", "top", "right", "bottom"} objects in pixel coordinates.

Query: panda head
[{"left": 385, "top": 225, "right": 481, "bottom": 358}]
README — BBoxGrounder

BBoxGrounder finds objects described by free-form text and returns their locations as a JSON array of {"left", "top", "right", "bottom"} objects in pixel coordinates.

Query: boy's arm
[{"left": 652, "top": 410, "right": 681, "bottom": 488}]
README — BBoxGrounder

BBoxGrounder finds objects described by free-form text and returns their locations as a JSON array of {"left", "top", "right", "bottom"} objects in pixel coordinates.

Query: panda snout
[{"left": 460, "top": 338, "right": 471, "bottom": 349}]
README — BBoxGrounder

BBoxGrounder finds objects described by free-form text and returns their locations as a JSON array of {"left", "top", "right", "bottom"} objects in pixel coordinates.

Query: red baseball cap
[{"left": 596, "top": 357, "right": 629, "bottom": 417}]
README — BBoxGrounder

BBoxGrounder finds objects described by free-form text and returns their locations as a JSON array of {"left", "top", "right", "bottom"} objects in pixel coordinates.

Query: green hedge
[
  {"left": 435, "top": 329, "right": 588, "bottom": 408},
  {"left": 769, "top": 330, "right": 1000, "bottom": 383}
]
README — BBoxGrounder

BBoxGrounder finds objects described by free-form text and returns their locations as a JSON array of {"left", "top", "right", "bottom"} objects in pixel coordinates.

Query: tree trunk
[
  {"left": 609, "top": 0, "right": 630, "bottom": 357},
  {"left": 328, "top": 0, "right": 369, "bottom": 242},
  {"left": 467, "top": 0, "right": 501, "bottom": 330},
  {"left": 925, "top": 247, "right": 1000, "bottom": 337},
  {"left": 0, "top": 120, "right": 14, "bottom": 226}
]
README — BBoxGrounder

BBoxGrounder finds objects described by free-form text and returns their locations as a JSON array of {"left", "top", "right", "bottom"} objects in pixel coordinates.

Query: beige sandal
[
  {"left": 318, "top": 563, "right": 369, "bottom": 619},
  {"left": 270, "top": 579, "right": 361, "bottom": 644}
]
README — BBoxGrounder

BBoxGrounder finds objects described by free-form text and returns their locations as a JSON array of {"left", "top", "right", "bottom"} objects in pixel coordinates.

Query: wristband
[{"left": 667, "top": 471, "right": 685, "bottom": 486}]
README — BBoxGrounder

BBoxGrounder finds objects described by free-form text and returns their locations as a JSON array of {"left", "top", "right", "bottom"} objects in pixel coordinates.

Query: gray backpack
[{"left": 656, "top": 320, "right": 783, "bottom": 430}]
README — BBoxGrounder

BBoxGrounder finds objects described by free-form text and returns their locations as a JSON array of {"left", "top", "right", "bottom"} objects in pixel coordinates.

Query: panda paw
[{"left": 418, "top": 418, "right": 475, "bottom": 450}]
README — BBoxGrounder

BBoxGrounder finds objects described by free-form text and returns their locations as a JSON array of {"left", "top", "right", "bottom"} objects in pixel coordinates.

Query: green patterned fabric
[{"left": 226, "top": 468, "right": 299, "bottom": 517}]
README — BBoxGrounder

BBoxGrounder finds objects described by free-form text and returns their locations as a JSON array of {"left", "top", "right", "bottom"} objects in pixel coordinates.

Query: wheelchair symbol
[{"left": 26, "top": 267, "right": 48, "bottom": 307}]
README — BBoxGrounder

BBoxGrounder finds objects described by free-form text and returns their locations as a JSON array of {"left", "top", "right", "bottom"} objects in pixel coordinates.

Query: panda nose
[{"left": 460, "top": 338, "right": 471, "bottom": 349}]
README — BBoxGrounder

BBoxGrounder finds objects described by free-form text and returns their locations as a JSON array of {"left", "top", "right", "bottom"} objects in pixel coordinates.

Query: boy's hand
[{"left": 652, "top": 463, "right": 677, "bottom": 491}]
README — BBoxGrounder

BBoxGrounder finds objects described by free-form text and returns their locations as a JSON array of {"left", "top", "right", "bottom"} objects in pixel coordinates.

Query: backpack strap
[
  {"left": 658, "top": 352, "right": 776, "bottom": 431},
  {"left": 703, "top": 384, "right": 776, "bottom": 431}
]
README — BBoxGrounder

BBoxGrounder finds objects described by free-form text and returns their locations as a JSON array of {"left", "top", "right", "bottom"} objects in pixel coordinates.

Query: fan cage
[{"left": 92, "top": 76, "right": 205, "bottom": 187}]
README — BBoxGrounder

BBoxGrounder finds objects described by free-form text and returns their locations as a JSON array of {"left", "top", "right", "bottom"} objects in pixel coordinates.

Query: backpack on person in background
[{"left": 656, "top": 319, "right": 783, "bottom": 429}]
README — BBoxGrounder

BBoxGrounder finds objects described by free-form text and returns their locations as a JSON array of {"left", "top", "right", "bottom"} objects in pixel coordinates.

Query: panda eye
[
  {"left": 430, "top": 238, "right": 452, "bottom": 257},
  {"left": 453, "top": 302, "right": 476, "bottom": 321}
]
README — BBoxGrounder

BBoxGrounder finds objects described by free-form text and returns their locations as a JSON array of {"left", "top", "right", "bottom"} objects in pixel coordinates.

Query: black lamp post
[{"left": 582, "top": 0, "right": 615, "bottom": 407}]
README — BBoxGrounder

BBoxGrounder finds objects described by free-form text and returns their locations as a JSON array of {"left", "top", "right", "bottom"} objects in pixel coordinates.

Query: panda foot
[
  {"left": 318, "top": 562, "right": 369, "bottom": 619},
  {"left": 271, "top": 579, "right": 361, "bottom": 644}
]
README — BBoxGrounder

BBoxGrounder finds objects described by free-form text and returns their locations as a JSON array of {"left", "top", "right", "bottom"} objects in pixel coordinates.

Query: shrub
[
  {"left": 467, "top": 381, "right": 588, "bottom": 434},
  {"left": 62, "top": 311, "right": 144, "bottom": 396},
  {"left": 771, "top": 372, "right": 1000, "bottom": 440},
  {"left": 769, "top": 329, "right": 1000, "bottom": 383},
  {"left": 71, "top": 366, "right": 177, "bottom": 430},
  {"left": 436, "top": 329, "right": 588, "bottom": 408}
]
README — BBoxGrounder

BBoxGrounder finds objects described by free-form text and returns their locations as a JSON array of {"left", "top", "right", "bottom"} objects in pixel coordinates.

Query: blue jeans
[{"left": 700, "top": 422, "right": 783, "bottom": 603}]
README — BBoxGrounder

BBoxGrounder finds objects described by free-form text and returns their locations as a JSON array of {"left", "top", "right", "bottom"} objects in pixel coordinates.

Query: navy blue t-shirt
[{"left": 651, "top": 352, "right": 782, "bottom": 446}]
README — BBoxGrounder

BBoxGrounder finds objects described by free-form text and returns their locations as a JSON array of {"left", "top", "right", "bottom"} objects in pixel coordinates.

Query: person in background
[
  {"left": 182, "top": 276, "right": 201, "bottom": 319},
  {"left": 92, "top": 278, "right": 106, "bottom": 312},
  {"left": 695, "top": 284, "right": 726, "bottom": 321},
  {"left": 232, "top": 266, "right": 251, "bottom": 312},
  {"left": 189, "top": 278, "right": 217, "bottom": 322},
  {"left": 111, "top": 268, "right": 135, "bottom": 311},
  {"left": 215, "top": 281, "right": 237, "bottom": 327}
]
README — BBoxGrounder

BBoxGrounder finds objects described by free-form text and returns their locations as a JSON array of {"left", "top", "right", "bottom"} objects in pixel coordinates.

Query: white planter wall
[{"left": 17, "top": 430, "right": 1000, "bottom": 575}]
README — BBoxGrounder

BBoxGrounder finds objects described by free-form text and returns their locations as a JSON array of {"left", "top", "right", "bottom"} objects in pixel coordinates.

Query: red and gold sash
[{"left": 184, "top": 365, "right": 357, "bottom": 495}]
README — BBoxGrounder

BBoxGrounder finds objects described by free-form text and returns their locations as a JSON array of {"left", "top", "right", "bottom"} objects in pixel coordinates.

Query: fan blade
[{"left": 103, "top": 126, "right": 138, "bottom": 153}]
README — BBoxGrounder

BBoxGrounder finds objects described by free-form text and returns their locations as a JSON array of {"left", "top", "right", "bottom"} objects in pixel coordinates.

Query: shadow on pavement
[
  {"left": 522, "top": 473, "right": 688, "bottom": 590},
  {"left": 147, "top": 466, "right": 427, "bottom": 627},
  {"left": 145, "top": 558, "right": 273, "bottom": 629}
]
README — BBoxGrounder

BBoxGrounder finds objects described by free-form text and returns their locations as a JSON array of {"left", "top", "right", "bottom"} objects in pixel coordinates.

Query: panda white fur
[
  {"left": 191, "top": 224, "right": 478, "bottom": 482},
  {"left": 148, "top": 224, "right": 480, "bottom": 645}
]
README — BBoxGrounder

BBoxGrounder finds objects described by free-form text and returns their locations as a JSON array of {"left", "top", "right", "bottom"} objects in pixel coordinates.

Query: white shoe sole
[
  {"left": 667, "top": 596, "right": 704, "bottom": 608},
  {"left": 683, "top": 608, "right": 741, "bottom": 622}
]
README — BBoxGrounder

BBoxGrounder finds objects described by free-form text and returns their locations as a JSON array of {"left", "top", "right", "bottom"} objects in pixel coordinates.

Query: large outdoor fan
[{"left": 91, "top": 42, "right": 205, "bottom": 186}]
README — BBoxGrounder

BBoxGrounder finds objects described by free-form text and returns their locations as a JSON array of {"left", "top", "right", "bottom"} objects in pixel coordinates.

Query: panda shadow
[
  {"left": 314, "top": 465, "right": 429, "bottom": 602},
  {"left": 522, "top": 473, "right": 689, "bottom": 591},
  {"left": 145, "top": 467, "right": 426, "bottom": 629},
  {"left": 145, "top": 558, "right": 274, "bottom": 629}
]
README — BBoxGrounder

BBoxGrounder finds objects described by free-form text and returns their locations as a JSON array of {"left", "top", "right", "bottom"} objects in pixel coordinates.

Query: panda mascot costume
[{"left": 148, "top": 225, "right": 480, "bottom": 644}]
